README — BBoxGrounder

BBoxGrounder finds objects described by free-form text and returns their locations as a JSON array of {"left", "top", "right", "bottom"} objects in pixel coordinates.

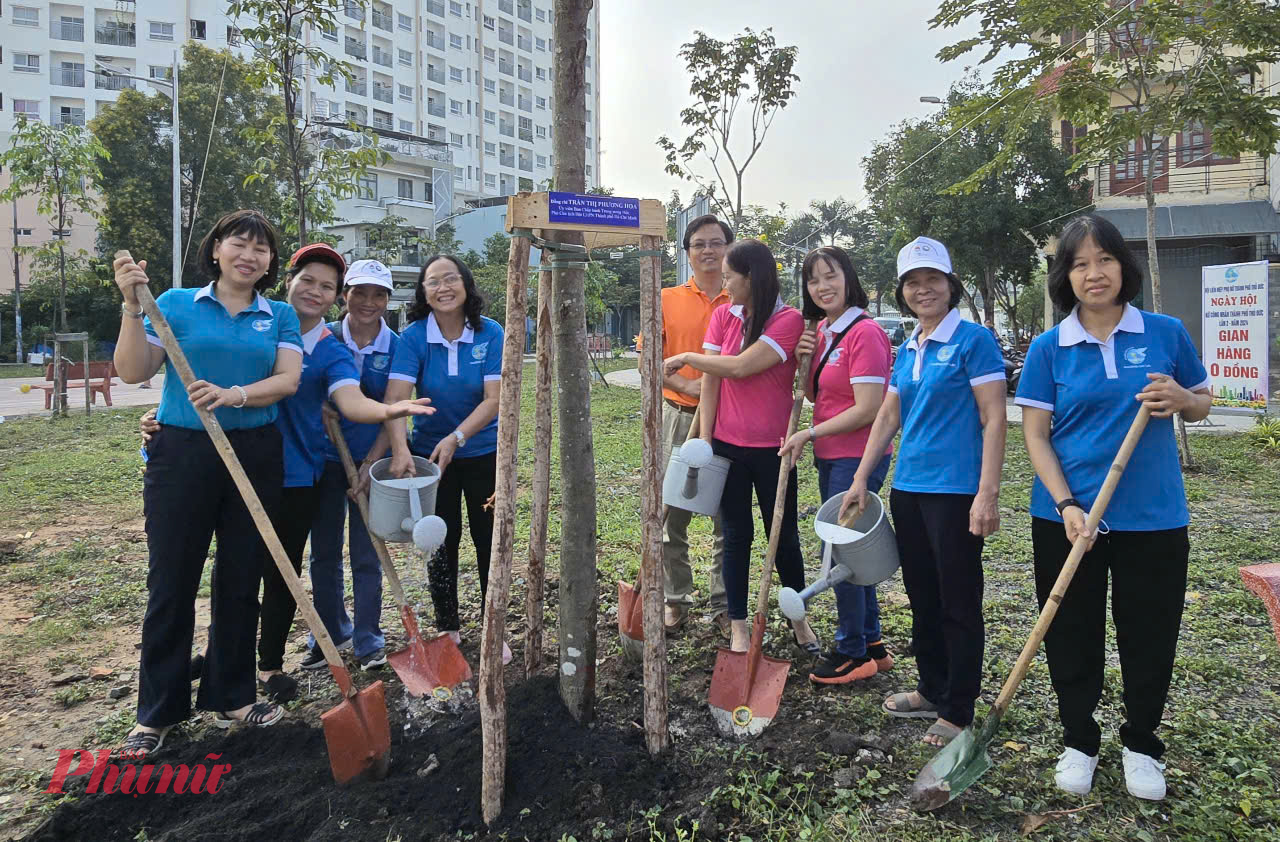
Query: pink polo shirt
[
  {"left": 703, "top": 300, "right": 805, "bottom": 447},
  {"left": 811, "top": 308, "right": 894, "bottom": 460}
]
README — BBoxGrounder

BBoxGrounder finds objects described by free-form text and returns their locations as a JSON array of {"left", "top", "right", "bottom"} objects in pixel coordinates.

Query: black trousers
[
  {"left": 712, "top": 439, "right": 805, "bottom": 621},
  {"left": 138, "top": 424, "right": 282, "bottom": 727},
  {"left": 424, "top": 450, "right": 497, "bottom": 632},
  {"left": 257, "top": 483, "right": 320, "bottom": 671},
  {"left": 1032, "top": 518, "right": 1188, "bottom": 759},
  {"left": 889, "top": 489, "right": 985, "bottom": 727}
]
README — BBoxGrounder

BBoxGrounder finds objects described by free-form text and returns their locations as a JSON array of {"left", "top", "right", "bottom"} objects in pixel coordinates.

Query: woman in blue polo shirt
[
  {"left": 113, "top": 210, "right": 302, "bottom": 757},
  {"left": 383, "top": 254, "right": 511, "bottom": 663},
  {"left": 1015, "top": 214, "right": 1210, "bottom": 802},
  {"left": 841, "top": 236, "right": 1007, "bottom": 748},
  {"left": 304, "top": 259, "right": 403, "bottom": 678}
]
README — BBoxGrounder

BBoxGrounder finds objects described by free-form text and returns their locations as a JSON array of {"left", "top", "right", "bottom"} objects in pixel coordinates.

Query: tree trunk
[
  {"left": 524, "top": 266, "right": 554, "bottom": 679},
  {"left": 479, "top": 234, "right": 530, "bottom": 826},
  {"left": 1144, "top": 148, "right": 1193, "bottom": 466},
  {"left": 982, "top": 264, "right": 996, "bottom": 325},
  {"left": 552, "top": 0, "right": 597, "bottom": 723},
  {"left": 638, "top": 235, "right": 668, "bottom": 755}
]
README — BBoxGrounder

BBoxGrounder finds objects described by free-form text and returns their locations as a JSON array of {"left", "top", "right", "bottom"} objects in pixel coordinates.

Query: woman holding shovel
[
  {"left": 778, "top": 246, "right": 895, "bottom": 685},
  {"left": 663, "top": 238, "right": 820, "bottom": 656},
  {"left": 1015, "top": 214, "right": 1210, "bottom": 801},
  {"left": 113, "top": 210, "right": 302, "bottom": 757},
  {"left": 384, "top": 255, "right": 512, "bottom": 664},
  {"left": 840, "top": 236, "right": 1007, "bottom": 748}
]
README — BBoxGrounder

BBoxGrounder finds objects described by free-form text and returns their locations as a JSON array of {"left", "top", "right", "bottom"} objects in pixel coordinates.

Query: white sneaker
[
  {"left": 1054, "top": 747, "right": 1099, "bottom": 795},
  {"left": 1122, "top": 748, "right": 1166, "bottom": 800}
]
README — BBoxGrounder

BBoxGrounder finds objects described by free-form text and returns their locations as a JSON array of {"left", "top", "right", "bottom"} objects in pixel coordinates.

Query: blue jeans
[
  {"left": 815, "top": 452, "right": 891, "bottom": 659},
  {"left": 308, "top": 460, "right": 385, "bottom": 658}
]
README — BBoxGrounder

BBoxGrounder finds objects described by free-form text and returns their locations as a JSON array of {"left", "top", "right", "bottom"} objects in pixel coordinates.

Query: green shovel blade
[{"left": 908, "top": 723, "right": 994, "bottom": 812}]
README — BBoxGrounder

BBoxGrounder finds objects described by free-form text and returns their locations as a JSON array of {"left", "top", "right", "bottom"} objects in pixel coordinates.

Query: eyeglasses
[
  {"left": 423, "top": 274, "right": 463, "bottom": 290},
  {"left": 689, "top": 240, "right": 726, "bottom": 252}
]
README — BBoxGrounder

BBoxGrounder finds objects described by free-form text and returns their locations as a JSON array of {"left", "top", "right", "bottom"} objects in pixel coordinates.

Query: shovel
[
  {"left": 323, "top": 413, "right": 472, "bottom": 700},
  {"left": 909, "top": 405, "right": 1153, "bottom": 811},
  {"left": 619, "top": 405, "right": 702, "bottom": 660},
  {"left": 118, "top": 251, "right": 390, "bottom": 785},
  {"left": 708, "top": 319, "right": 818, "bottom": 737}
]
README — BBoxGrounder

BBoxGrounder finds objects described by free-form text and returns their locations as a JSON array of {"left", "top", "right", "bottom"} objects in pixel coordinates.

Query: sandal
[
  {"left": 117, "top": 727, "right": 169, "bottom": 760},
  {"left": 214, "top": 702, "right": 284, "bottom": 729},
  {"left": 791, "top": 631, "right": 822, "bottom": 658},
  {"left": 923, "top": 719, "right": 962, "bottom": 746},
  {"left": 258, "top": 673, "right": 299, "bottom": 703},
  {"left": 882, "top": 691, "right": 939, "bottom": 719}
]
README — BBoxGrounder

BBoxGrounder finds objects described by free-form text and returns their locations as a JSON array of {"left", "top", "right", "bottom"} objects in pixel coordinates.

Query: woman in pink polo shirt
[
  {"left": 779, "top": 246, "right": 895, "bottom": 686},
  {"left": 663, "top": 239, "right": 819, "bottom": 655}
]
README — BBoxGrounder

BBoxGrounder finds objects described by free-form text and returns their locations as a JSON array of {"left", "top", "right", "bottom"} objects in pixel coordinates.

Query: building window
[
  {"left": 398, "top": 83, "right": 413, "bottom": 101},
  {"left": 586, "top": 164, "right": 593, "bottom": 177},
  {"left": 450, "top": 131, "right": 463, "bottom": 147},
  {"left": 357, "top": 174, "right": 377, "bottom": 200},
  {"left": 535, "top": 95, "right": 546, "bottom": 110},
  {"left": 449, "top": 1, "right": 464, "bottom": 16},
  {"left": 398, "top": 12, "right": 413, "bottom": 31},
  {"left": 536, "top": 125, "right": 546, "bottom": 139},
  {"left": 450, "top": 99, "right": 463, "bottom": 115},
  {"left": 485, "top": 173, "right": 497, "bottom": 189},
  {"left": 484, "top": 141, "right": 496, "bottom": 156},
  {"left": 586, "top": 136, "right": 592, "bottom": 149},
  {"left": 453, "top": 168, "right": 463, "bottom": 185},
  {"left": 536, "top": 154, "right": 546, "bottom": 169},
  {"left": 150, "top": 21, "right": 175, "bottom": 42},
  {"left": 483, "top": 108, "right": 496, "bottom": 124},
  {"left": 535, "top": 7, "right": 546, "bottom": 22},
  {"left": 399, "top": 48, "right": 413, "bottom": 66},
  {"left": 449, "top": 65, "right": 463, "bottom": 82},
  {"left": 585, "top": 109, "right": 592, "bottom": 123},
  {"left": 535, "top": 67, "right": 545, "bottom": 81},
  {"left": 483, "top": 78, "right": 496, "bottom": 94},
  {"left": 13, "top": 53, "right": 40, "bottom": 73},
  {"left": 12, "top": 6, "right": 39, "bottom": 28},
  {"left": 149, "top": 65, "right": 173, "bottom": 81},
  {"left": 399, "top": 118, "right": 414, "bottom": 132},
  {"left": 483, "top": 15, "right": 495, "bottom": 31},
  {"left": 397, "top": 178, "right": 413, "bottom": 199},
  {"left": 190, "top": 20, "right": 207, "bottom": 40},
  {"left": 449, "top": 32, "right": 463, "bottom": 49},
  {"left": 484, "top": 47, "right": 496, "bottom": 63},
  {"left": 535, "top": 36, "right": 545, "bottom": 51},
  {"left": 586, "top": 81, "right": 591, "bottom": 95},
  {"left": 227, "top": 26, "right": 243, "bottom": 45},
  {"left": 14, "top": 100, "right": 40, "bottom": 119}
]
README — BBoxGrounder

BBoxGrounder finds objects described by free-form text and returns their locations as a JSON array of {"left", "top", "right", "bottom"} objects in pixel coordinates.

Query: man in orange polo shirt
[{"left": 661, "top": 214, "right": 733, "bottom": 636}]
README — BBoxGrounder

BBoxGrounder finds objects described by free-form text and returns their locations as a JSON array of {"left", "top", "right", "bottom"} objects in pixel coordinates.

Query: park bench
[
  {"left": 1240, "top": 564, "right": 1280, "bottom": 651},
  {"left": 34, "top": 361, "right": 117, "bottom": 410}
]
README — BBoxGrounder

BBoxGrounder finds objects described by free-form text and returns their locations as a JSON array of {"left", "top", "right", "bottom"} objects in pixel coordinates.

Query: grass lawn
[{"left": 0, "top": 362, "right": 1277, "bottom": 841}]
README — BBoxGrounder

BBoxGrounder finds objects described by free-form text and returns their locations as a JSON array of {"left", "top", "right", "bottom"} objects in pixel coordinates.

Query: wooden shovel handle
[
  {"left": 322, "top": 412, "right": 411, "bottom": 609},
  {"left": 119, "top": 251, "right": 356, "bottom": 698},
  {"left": 990, "top": 404, "right": 1153, "bottom": 716}
]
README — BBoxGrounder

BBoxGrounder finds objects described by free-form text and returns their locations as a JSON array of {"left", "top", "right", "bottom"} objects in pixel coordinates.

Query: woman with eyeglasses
[{"left": 383, "top": 255, "right": 511, "bottom": 663}]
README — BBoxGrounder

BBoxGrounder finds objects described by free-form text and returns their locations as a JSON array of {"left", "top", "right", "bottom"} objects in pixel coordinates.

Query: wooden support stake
[
  {"left": 480, "top": 232, "right": 531, "bottom": 826},
  {"left": 524, "top": 265, "right": 554, "bottom": 679},
  {"left": 638, "top": 235, "right": 669, "bottom": 755}
]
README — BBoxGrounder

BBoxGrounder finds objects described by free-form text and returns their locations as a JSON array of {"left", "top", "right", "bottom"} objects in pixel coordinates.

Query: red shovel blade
[
  {"left": 387, "top": 605, "right": 472, "bottom": 699},
  {"left": 320, "top": 673, "right": 391, "bottom": 785},
  {"left": 707, "top": 634, "right": 790, "bottom": 737}
]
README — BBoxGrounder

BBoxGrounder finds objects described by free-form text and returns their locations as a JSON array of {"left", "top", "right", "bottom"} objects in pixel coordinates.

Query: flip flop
[
  {"left": 882, "top": 691, "right": 939, "bottom": 719},
  {"left": 117, "top": 727, "right": 169, "bottom": 760},
  {"left": 923, "top": 719, "right": 962, "bottom": 747}
]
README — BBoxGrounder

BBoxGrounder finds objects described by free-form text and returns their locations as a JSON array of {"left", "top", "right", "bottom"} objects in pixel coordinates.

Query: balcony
[
  {"left": 372, "top": 10, "right": 393, "bottom": 31},
  {"left": 1091, "top": 153, "right": 1269, "bottom": 200},
  {"left": 372, "top": 115, "right": 394, "bottom": 131},
  {"left": 426, "top": 1, "right": 445, "bottom": 17},
  {"left": 498, "top": 122, "right": 514, "bottom": 137},
  {"left": 518, "top": 158, "right": 532, "bottom": 172},
  {"left": 518, "top": 3, "right": 532, "bottom": 23},
  {"left": 95, "top": 74, "right": 136, "bottom": 91},
  {"left": 372, "top": 47, "right": 393, "bottom": 67},
  {"left": 427, "top": 102, "right": 446, "bottom": 118},
  {"left": 498, "top": 59, "right": 513, "bottom": 76},
  {"left": 373, "top": 85, "right": 394, "bottom": 104},
  {"left": 95, "top": 25, "right": 136, "bottom": 47},
  {"left": 517, "top": 66, "right": 531, "bottom": 83},
  {"left": 426, "top": 66, "right": 445, "bottom": 84},
  {"left": 500, "top": 153, "right": 515, "bottom": 167},
  {"left": 346, "top": 79, "right": 368, "bottom": 96},
  {"left": 52, "top": 19, "right": 85, "bottom": 41},
  {"left": 517, "top": 96, "right": 531, "bottom": 112},
  {"left": 498, "top": 0, "right": 513, "bottom": 13},
  {"left": 51, "top": 68, "right": 86, "bottom": 88},
  {"left": 345, "top": 39, "right": 367, "bottom": 60},
  {"left": 424, "top": 33, "right": 444, "bottom": 51},
  {"left": 499, "top": 90, "right": 514, "bottom": 106},
  {"left": 498, "top": 29, "right": 513, "bottom": 46},
  {"left": 517, "top": 35, "right": 531, "bottom": 52}
]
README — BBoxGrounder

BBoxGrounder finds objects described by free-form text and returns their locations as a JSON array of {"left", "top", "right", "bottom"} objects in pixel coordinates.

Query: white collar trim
[
  {"left": 822, "top": 306, "right": 865, "bottom": 339},
  {"left": 728, "top": 295, "right": 786, "bottom": 322},
  {"left": 425, "top": 312, "right": 474, "bottom": 347},
  {"left": 341, "top": 316, "right": 392, "bottom": 355},
  {"left": 300, "top": 321, "right": 329, "bottom": 355},
  {"left": 1058, "top": 303, "right": 1145, "bottom": 346},
  {"left": 905, "top": 307, "right": 962, "bottom": 352},
  {"left": 194, "top": 282, "right": 273, "bottom": 315}
]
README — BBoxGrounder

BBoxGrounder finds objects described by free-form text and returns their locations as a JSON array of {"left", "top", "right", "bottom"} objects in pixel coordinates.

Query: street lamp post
[{"left": 94, "top": 50, "right": 181, "bottom": 287}]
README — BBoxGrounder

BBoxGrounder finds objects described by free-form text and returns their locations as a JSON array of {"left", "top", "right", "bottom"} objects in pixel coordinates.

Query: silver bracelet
[
  {"left": 809, "top": 424, "right": 818, "bottom": 440},
  {"left": 232, "top": 385, "right": 248, "bottom": 408}
]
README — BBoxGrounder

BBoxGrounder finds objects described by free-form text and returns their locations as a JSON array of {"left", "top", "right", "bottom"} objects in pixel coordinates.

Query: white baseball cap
[
  {"left": 896, "top": 236, "right": 953, "bottom": 280},
  {"left": 345, "top": 259, "right": 394, "bottom": 291}
]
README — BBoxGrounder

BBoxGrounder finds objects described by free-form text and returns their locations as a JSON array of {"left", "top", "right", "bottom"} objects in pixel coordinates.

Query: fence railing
[
  {"left": 95, "top": 25, "right": 136, "bottom": 46},
  {"left": 52, "top": 20, "right": 85, "bottom": 41},
  {"left": 51, "top": 68, "right": 86, "bottom": 87}
]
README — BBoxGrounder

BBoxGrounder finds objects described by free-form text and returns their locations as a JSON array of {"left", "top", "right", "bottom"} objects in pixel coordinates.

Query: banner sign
[
  {"left": 1201, "top": 260, "right": 1269, "bottom": 409},
  {"left": 548, "top": 192, "right": 640, "bottom": 227}
]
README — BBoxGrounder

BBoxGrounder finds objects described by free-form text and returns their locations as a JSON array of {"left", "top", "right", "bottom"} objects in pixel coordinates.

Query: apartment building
[{"left": 0, "top": 1, "right": 603, "bottom": 292}]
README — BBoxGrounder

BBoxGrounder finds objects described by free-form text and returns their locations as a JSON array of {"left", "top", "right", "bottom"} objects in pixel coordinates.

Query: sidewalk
[
  {"left": 0, "top": 373, "right": 164, "bottom": 420},
  {"left": 602, "top": 367, "right": 1261, "bottom": 434}
]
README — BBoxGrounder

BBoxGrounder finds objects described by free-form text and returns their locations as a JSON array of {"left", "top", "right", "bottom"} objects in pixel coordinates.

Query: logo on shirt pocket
[
  {"left": 471, "top": 343, "right": 488, "bottom": 363},
  {"left": 370, "top": 354, "right": 389, "bottom": 371},
  {"left": 1124, "top": 347, "right": 1148, "bottom": 366},
  {"left": 251, "top": 319, "right": 273, "bottom": 333},
  {"left": 828, "top": 348, "right": 843, "bottom": 364},
  {"left": 935, "top": 344, "right": 957, "bottom": 363}
]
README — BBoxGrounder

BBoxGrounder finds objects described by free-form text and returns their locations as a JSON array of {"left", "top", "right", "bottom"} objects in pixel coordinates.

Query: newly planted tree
[{"left": 657, "top": 28, "right": 799, "bottom": 230}]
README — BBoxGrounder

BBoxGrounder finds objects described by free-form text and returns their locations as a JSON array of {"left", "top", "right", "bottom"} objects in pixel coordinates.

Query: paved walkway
[
  {"left": 0, "top": 373, "right": 164, "bottom": 420},
  {"left": 602, "top": 367, "right": 1260, "bottom": 434}
]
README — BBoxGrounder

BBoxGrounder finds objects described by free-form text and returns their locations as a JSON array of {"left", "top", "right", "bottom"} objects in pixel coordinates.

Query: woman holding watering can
[
  {"left": 841, "top": 236, "right": 1007, "bottom": 748},
  {"left": 777, "top": 246, "right": 895, "bottom": 685},
  {"left": 1015, "top": 214, "right": 1210, "bottom": 801},
  {"left": 383, "top": 255, "right": 512, "bottom": 664},
  {"left": 114, "top": 210, "right": 302, "bottom": 757},
  {"left": 663, "top": 238, "right": 820, "bottom": 656}
]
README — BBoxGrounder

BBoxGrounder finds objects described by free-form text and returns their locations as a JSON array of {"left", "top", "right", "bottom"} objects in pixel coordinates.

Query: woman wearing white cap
[{"left": 840, "top": 236, "right": 1007, "bottom": 747}]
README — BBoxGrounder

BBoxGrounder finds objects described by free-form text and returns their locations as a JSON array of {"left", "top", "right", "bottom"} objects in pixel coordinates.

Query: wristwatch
[
  {"left": 452, "top": 429, "right": 466, "bottom": 448},
  {"left": 1055, "top": 497, "right": 1085, "bottom": 515}
]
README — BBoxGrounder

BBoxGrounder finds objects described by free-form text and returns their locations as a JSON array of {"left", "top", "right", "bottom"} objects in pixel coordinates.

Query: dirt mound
[{"left": 28, "top": 676, "right": 684, "bottom": 842}]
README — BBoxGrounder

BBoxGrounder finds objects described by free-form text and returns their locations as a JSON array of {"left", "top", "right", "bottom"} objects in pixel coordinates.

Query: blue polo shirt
[
  {"left": 144, "top": 283, "right": 303, "bottom": 431},
  {"left": 389, "top": 312, "right": 503, "bottom": 458},
  {"left": 1014, "top": 305, "right": 1209, "bottom": 531},
  {"left": 888, "top": 309, "right": 1006, "bottom": 494},
  {"left": 276, "top": 322, "right": 361, "bottom": 487},
  {"left": 322, "top": 317, "right": 399, "bottom": 464}
]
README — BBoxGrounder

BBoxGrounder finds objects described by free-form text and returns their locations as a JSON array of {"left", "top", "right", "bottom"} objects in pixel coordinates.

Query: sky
[{"left": 597, "top": 0, "right": 983, "bottom": 215}]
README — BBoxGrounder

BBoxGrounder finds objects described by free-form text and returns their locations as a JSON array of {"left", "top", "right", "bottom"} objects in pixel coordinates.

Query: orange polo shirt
[{"left": 659, "top": 278, "right": 731, "bottom": 407}]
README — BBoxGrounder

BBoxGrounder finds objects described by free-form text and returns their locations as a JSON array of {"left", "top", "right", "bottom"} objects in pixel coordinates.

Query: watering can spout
[{"left": 681, "top": 466, "right": 701, "bottom": 499}]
